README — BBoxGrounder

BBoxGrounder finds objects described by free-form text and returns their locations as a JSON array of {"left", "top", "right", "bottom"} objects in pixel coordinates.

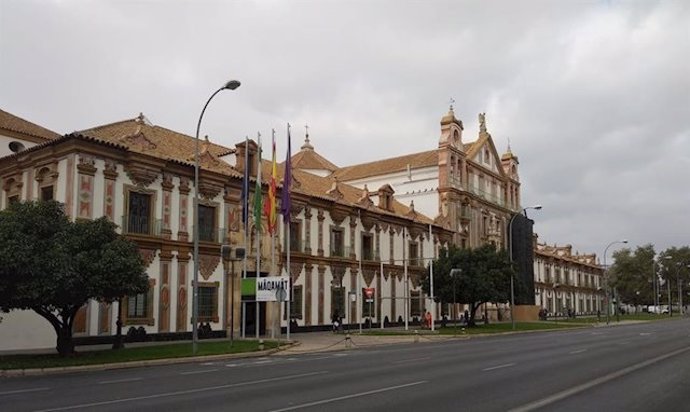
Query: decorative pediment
[
  {"left": 362, "top": 267, "right": 376, "bottom": 287},
  {"left": 289, "top": 262, "right": 304, "bottom": 283},
  {"left": 179, "top": 177, "right": 191, "bottom": 195},
  {"left": 120, "top": 125, "right": 157, "bottom": 150},
  {"left": 77, "top": 155, "right": 97, "bottom": 176},
  {"left": 35, "top": 163, "right": 59, "bottom": 183},
  {"left": 357, "top": 184, "right": 374, "bottom": 208},
  {"left": 326, "top": 178, "right": 343, "bottom": 200},
  {"left": 331, "top": 263, "right": 347, "bottom": 286},
  {"left": 161, "top": 173, "right": 174, "bottom": 191},
  {"left": 360, "top": 213, "right": 376, "bottom": 231},
  {"left": 199, "top": 254, "right": 220, "bottom": 281},
  {"left": 125, "top": 164, "right": 158, "bottom": 188},
  {"left": 198, "top": 181, "right": 223, "bottom": 201},
  {"left": 103, "top": 160, "right": 118, "bottom": 179},
  {"left": 410, "top": 272, "right": 423, "bottom": 288},
  {"left": 330, "top": 208, "right": 348, "bottom": 225}
]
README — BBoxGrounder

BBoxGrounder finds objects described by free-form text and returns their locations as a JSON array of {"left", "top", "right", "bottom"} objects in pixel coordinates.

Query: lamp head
[
  {"left": 532, "top": 205, "right": 543, "bottom": 210},
  {"left": 621, "top": 239, "right": 628, "bottom": 244},
  {"left": 223, "top": 80, "right": 241, "bottom": 90}
]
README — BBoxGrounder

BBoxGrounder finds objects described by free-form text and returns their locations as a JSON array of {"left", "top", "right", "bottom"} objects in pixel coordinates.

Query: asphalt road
[{"left": 2, "top": 319, "right": 690, "bottom": 412}]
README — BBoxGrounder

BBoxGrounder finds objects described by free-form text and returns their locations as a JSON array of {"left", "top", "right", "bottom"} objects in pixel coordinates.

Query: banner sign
[{"left": 256, "top": 276, "right": 291, "bottom": 302}]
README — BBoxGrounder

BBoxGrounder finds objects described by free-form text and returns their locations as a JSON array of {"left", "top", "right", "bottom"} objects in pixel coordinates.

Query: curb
[{"left": 0, "top": 342, "right": 298, "bottom": 378}]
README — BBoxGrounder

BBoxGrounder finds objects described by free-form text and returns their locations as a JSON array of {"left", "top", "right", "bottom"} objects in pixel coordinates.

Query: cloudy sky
[{"left": 1, "top": 0, "right": 688, "bottom": 260}]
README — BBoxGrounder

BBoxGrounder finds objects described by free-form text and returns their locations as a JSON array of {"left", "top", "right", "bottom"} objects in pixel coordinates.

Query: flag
[
  {"left": 280, "top": 124, "right": 292, "bottom": 220},
  {"left": 240, "top": 136, "right": 250, "bottom": 235},
  {"left": 252, "top": 134, "right": 263, "bottom": 231},
  {"left": 263, "top": 130, "right": 278, "bottom": 235}
]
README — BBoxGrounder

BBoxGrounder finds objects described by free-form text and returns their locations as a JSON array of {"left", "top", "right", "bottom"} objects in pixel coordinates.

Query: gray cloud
[{"left": 1, "top": 0, "right": 688, "bottom": 257}]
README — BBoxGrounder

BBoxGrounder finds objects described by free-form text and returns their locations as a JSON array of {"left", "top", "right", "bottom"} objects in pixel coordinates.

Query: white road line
[
  {"left": 640, "top": 333, "right": 651, "bottom": 336},
  {"left": 201, "top": 362, "right": 216, "bottom": 365},
  {"left": 0, "top": 387, "right": 50, "bottom": 396},
  {"left": 34, "top": 371, "right": 328, "bottom": 412},
  {"left": 569, "top": 349, "right": 587, "bottom": 355},
  {"left": 179, "top": 369, "right": 219, "bottom": 375},
  {"left": 508, "top": 345, "right": 690, "bottom": 412},
  {"left": 254, "top": 360, "right": 272, "bottom": 364},
  {"left": 225, "top": 363, "right": 238, "bottom": 367},
  {"left": 393, "top": 357, "right": 431, "bottom": 364},
  {"left": 482, "top": 363, "right": 516, "bottom": 371},
  {"left": 98, "top": 378, "right": 142, "bottom": 385},
  {"left": 267, "top": 380, "right": 428, "bottom": 412}
]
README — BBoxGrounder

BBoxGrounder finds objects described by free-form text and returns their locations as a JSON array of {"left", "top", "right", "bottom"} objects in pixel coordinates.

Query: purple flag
[{"left": 280, "top": 124, "right": 292, "bottom": 220}]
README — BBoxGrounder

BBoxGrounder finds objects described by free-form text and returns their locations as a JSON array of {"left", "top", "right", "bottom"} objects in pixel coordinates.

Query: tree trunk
[{"left": 56, "top": 324, "right": 75, "bottom": 356}]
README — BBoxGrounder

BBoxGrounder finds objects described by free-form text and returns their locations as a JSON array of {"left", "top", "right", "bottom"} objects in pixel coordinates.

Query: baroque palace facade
[
  {"left": 533, "top": 237, "right": 605, "bottom": 316},
  {"left": 1, "top": 106, "right": 530, "bottom": 350}
]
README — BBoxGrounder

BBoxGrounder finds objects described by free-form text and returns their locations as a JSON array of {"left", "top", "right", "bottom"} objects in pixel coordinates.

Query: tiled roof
[
  {"left": 259, "top": 159, "right": 434, "bottom": 224},
  {"left": 78, "top": 114, "right": 241, "bottom": 177},
  {"left": 0, "top": 109, "right": 61, "bottom": 141},
  {"left": 290, "top": 146, "right": 338, "bottom": 172},
  {"left": 331, "top": 149, "right": 439, "bottom": 182}
]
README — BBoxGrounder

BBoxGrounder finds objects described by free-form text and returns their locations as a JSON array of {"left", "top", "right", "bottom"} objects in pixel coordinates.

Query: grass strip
[{"left": 0, "top": 340, "right": 280, "bottom": 370}]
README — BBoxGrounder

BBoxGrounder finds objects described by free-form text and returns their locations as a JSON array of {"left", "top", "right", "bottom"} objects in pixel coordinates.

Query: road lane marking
[
  {"left": 508, "top": 345, "right": 690, "bottom": 412},
  {"left": 640, "top": 333, "right": 651, "bottom": 336},
  {"left": 482, "top": 363, "right": 516, "bottom": 371},
  {"left": 254, "top": 360, "right": 272, "bottom": 364},
  {"left": 98, "top": 378, "right": 142, "bottom": 385},
  {"left": 569, "top": 349, "right": 587, "bottom": 354},
  {"left": 34, "top": 371, "right": 328, "bottom": 412},
  {"left": 0, "top": 387, "right": 50, "bottom": 396},
  {"left": 225, "top": 363, "right": 238, "bottom": 367},
  {"left": 179, "top": 368, "right": 219, "bottom": 375},
  {"left": 393, "top": 357, "right": 431, "bottom": 364},
  {"left": 267, "top": 380, "right": 428, "bottom": 412}
]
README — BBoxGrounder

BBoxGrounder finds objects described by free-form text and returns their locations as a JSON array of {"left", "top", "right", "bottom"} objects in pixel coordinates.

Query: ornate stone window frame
[{"left": 123, "top": 184, "right": 157, "bottom": 236}]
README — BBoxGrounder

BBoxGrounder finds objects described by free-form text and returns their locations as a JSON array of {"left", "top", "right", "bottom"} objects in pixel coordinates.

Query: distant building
[{"left": 533, "top": 237, "right": 605, "bottom": 316}]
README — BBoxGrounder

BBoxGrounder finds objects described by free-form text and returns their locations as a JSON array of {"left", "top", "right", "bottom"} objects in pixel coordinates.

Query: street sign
[
  {"left": 364, "top": 287, "right": 375, "bottom": 303},
  {"left": 256, "top": 276, "right": 290, "bottom": 302}
]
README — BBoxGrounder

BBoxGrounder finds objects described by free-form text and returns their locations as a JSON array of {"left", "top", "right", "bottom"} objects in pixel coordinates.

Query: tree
[
  {"left": 658, "top": 246, "right": 690, "bottom": 307},
  {"left": 610, "top": 244, "right": 656, "bottom": 307},
  {"left": 422, "top": 244, "right": 515, "bottom": 326},
  {"left": 0, "top": 201, "right": 149, "bottom": 356}
]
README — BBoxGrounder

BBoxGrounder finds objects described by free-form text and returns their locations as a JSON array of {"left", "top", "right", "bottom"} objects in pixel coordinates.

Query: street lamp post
[
  {"left": 193, "top": 80, "right": 241, "bottom": 355},
  {"left": 508, "top": 205, "right": 542, "bottom": 330},
  {"left": 603, "top": 239, "right": 628, "bottom": 325}
]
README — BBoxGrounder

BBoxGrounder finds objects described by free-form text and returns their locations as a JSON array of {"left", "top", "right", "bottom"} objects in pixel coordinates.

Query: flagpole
[
  {"left": 255, "top": 132, "right": 262, "bottom": 340},
  {"left": 429, "top": 223, "right": 435, "bottom": 332},
  {"left": 270, "top": 129, "right": 276, "bottom": 340},
  {"left": 285, "top": 123, "right": 292, "bottom": 342},
  {"left": 358, "top": 209, "right": 362, "bottom": 334},
  {"left": 241, "top": 136, "right": 249, "bottom": 339}
]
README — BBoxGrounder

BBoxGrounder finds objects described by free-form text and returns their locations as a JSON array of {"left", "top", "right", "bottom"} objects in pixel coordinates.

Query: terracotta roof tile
[
  {"left": 0, "top": 109, "right": 61, "bottom": 141},
  {"left": 78, "top": 115, "right": 241, "bottom": 177},
  {"left": 332, "top": 149, "right": 439, "bottom": 182},
  {"left": 290, "top": 147, "right": 338, "bottom": 172}
]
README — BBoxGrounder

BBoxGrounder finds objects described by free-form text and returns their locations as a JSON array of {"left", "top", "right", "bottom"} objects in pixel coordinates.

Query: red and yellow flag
[{"left": 264, "top": 131, "right": 278, "bottom": 235}]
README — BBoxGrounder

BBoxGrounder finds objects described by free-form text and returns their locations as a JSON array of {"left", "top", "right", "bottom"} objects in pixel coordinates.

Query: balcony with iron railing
[
  {"left": 329, "top": 245, "right": 352, "bottom": 259},
  {"left": 121, "top": 216, "right": 162, "bottom": 237}
]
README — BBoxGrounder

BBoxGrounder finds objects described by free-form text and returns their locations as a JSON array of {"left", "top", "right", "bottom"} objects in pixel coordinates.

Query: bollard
[
  {"left": 345, "top": 333, "right": 352, "bottom": 349},
  {"left": 259, "top": 339, "right": 264, "bottom": 351},
  {"left": 414, "top": 330, "right": 419, "bottom": 343}
]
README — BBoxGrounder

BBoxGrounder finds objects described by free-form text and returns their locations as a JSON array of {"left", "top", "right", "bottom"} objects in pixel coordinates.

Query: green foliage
[
  {"left": 658, "top": 246, "right": 690, "bottom": 305},
  {"left": 422, "top": 244, "right": 515, "bottom": 326},
  {"left": 610, "top": 244, "right": 656, "bottom": 305},
  {"left": 0, "top": 201, "right": 148, "bottom": 355}
]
